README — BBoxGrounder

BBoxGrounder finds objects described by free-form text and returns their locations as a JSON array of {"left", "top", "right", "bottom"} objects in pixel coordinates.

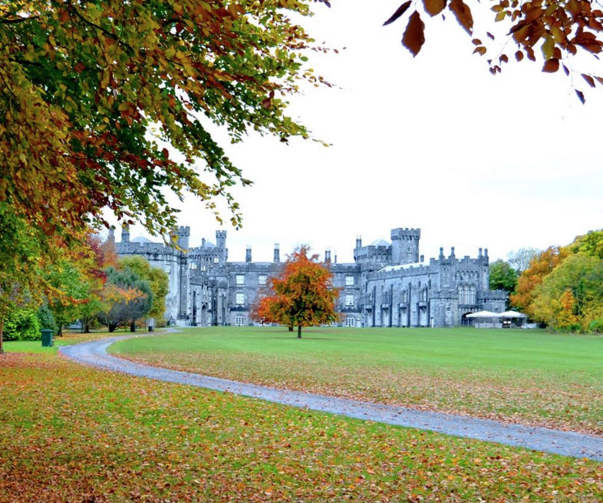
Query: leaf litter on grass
[{"left": 0, "top": 352, "right": 602, "bottom": 502}]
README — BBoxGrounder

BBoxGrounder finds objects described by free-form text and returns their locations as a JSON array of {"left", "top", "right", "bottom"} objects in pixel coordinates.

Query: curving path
[{"left": 60, "top": 335, "right": 603, "bottom": 462}]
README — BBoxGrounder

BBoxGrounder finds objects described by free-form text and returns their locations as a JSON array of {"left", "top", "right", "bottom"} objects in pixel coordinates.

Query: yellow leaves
[{"left": 541, "top": 35, "right": 555, "bottom": 60}]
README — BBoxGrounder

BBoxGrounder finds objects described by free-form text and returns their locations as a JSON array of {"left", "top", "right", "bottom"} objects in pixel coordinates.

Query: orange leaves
[
  {"left": 251, "top": 246, "right": 339, "bottom": 336},
  {"left": 402, "top": 12, "right": 426, "bottom": 57}
]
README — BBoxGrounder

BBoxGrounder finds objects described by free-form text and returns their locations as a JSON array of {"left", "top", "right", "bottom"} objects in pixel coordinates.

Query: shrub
[
  {"left": 588, "top": 319, "right": 603, "bottom": 334},
  {"left": 37, "top": 304, "right": 58, "bottom": 336},
  {"left": 4, "top": 308, "right": 41, "bottom": 341}
]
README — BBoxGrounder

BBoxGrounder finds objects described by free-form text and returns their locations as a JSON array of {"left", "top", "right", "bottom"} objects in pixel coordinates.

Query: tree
[
  {"left": 489, "top": 259, "right": 519, "bottom": 293},
  {"left": 531, "top": 253, "right": 603, "bottom": 331},
  {"left": 511, "top": 246, "right": 569, "bottom": 316},
  {"left": 508, "top": 248, "right": 540, "bottom": 274},
  {"left": 252, "top": 246, "right": 339, "bottom": 338},
  {"left": 1, "top": 0, "right": 325, "bottom": 250},
  {"left": 0, "top": 204, "right": 44, "bottom": 353},
  {"left": 97, "top": 267, "right": 153, "bottom": 333},
  {"left": 118, "top": 256, "right": 169, "bottom": 324},
  {"left": 383, "top": 0, "right": 603, "bottom": 102}
]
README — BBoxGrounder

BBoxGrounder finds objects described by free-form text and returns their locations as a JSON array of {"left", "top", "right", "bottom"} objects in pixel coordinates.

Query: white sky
[{"left": 123, "top": 0, "right": 603, "bottom": 264}]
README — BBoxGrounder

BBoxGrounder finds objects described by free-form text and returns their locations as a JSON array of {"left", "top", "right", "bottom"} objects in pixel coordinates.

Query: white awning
[
  {"left": 499, "top": 311, "right": 527, "bottom": 318},
  {"left": 466, "top": 310, "right": 501, "bottom": 318}
]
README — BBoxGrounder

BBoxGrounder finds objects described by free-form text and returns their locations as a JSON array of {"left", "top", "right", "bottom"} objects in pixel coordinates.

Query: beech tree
[
  {"left": 383, "top": 0, "right": 603, "bottom": 102},
  {"left": 0, "top": 0, "right": 328, "bottom": 272},
  {"left": 252, "top": 246, "right": 339, "bottom": 338}
]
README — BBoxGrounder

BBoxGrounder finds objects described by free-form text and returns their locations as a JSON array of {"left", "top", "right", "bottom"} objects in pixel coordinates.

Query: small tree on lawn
[{"left": 252, "top": 246, "right": 339, "bottom": 338}]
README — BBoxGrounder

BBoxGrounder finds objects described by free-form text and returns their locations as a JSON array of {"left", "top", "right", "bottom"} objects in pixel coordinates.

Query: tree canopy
[
  {"left": 511, "top": 229, "right": 603, "bottom": 331},
  {"left": 1, "top": 0, "right": 324, "bottom": 244},
  {"left": 251, "top": 246, "right": 339, "bottom": 338}
]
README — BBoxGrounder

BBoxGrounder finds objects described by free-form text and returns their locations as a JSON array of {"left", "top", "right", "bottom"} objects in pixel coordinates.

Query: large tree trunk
[
  {"left": 0, "top": 318, "right": 3, "bottom": 354},
  {"left": 288, "top": 326, "right": 293, "bottom": 332},
  {"left": 297, "top": 325, "right": 302, "bottom": 339},
  {"left": 109, "top": 324, "right": 116, "bottom": 333},
  {"left": 130, "top": 321, "right": 136, "bottom": 333}
]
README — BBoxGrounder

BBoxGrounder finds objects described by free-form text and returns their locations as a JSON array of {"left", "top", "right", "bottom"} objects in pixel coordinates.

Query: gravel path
[{"left": 60, "top": 335, "right": 603, "bottom": 462}]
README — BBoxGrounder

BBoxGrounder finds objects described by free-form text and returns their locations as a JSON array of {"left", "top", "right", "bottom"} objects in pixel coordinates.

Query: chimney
[
  {"left": 274, "top": 244, "right": 280, "bottom": 263},
  {"left": 246, "top": 246, "right": 252, "bottom": 263},
  {"left": 325, "top": 249, "right": 331, "bottom": 263}
]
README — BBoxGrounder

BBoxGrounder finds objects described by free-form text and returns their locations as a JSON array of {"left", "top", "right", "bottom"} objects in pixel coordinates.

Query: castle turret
[
  {"left": 325, "top": 249, "right": 331, "bottom": 263},
  {"left": 246, "top": 246, "right": 252, "bottom": 263},
  {"left": 108, "top": 227, "right": 115, "bottom": 244},
  {"left": 216, "top": 230, "right": 227, "bottom": 249},
  {"left": 177, "top": 226, "right": 190, "bottom": 250},
  {"left": 391, "top": 228, "right": 421, "bottom": 265},
  {"left": 121, "top": 224, "right": 130, "bottom": 243}
]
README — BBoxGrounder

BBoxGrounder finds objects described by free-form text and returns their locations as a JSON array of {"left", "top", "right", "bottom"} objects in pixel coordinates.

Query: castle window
[
  {"left": 190, "top": 263, "right": 197, "bottom": 270},
  {"left": 235, "top": 293, "right": 245, "bottom": 305},
  {"left": 345, "top": 276, "right": 354, "bottom": 287},
  {"left": 164, "top": 266, "right": 171, "bottom": 273},
  {"left": 234, "top": 316, "right": 245, "bottom": 326},
  {"left": 213, "top": 257, "right": 219, "bottom": 263},
  {"left": 258, "top": 275, "right": 267, "bottom": 286},
  {"left": 236, "top": 274, "right": 245, "bottom": 285},
  {"left": 345, "top": 317, "right": 356, "bottom": 327},
  {"left": 345, "top": 294, "right": 354, "bottom": 306}
]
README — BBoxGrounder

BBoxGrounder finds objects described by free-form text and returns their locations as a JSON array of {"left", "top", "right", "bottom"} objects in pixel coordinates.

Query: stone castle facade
[{"left": 112, "top": 226, "right": 507, "bottom": 328}]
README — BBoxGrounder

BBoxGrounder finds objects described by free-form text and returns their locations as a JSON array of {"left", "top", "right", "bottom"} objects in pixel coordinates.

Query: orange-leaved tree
[
  {"left": 251, "top": 246, "right": 339, "bottom": 338},
  {"left": 510, "top": 245, "right": 570, "bottom": 317}
]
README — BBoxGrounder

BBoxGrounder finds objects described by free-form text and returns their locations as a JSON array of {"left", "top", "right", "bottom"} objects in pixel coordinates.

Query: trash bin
[{"left": 41, "top": 329, "right": 54, "bottom": 347}]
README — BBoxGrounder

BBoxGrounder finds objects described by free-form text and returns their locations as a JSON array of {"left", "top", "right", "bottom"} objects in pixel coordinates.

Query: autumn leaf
[
  {"left": 449, "top": 0, "right": 473, "bottom": 35},
  {"left": 423, "top": 0, "right": 447, "bottom": 17},
  {"left": 402, "top": 12, "right": 426, "bottom": 57},
  {"left": 383, "top": 1, "right": 412, "bottom": 26},
  {"left": 542, "top": 58, "right": 559, "bottom": 73}
]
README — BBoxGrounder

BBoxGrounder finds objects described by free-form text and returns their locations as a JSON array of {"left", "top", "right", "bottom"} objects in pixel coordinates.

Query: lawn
[
  {"left": 110, "top": 326, "right": 603, "bottom": 436},
  {"left": 0, "top": 349, "right": 602, "bottom": 502}
]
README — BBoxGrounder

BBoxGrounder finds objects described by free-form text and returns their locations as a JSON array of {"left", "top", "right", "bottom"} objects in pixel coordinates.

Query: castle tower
[
  {"left": 177, "top": 226, "right": 190, "bottom": 251},
  {"left": 121, "top": 224, "right": 130, "bottom": 243},
  {"left": 391, "top": 228, "right": 421, "bottom": 265},
  {"left": 216, "top": 230, "right": 227, "bottom": 249},
  {"left": 246, "top": 246, "right": 252, "bottom": 263}
]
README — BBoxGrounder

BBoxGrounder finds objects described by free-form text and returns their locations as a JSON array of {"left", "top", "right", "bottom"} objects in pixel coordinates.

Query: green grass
[
  {"left": 1, "top": 350, "right": 602, "bottom": 502},
  {"left": 111, "top": 326, "right": 603, "bottom": 435}
]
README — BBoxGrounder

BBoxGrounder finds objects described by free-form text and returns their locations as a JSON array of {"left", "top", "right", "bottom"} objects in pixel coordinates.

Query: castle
[{"left": 111, "top": 226, "right": 507, "bottom": 328}]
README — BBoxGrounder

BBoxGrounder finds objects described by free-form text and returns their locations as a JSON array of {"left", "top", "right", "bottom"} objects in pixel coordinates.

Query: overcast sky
[{"left": 122, "top": 0, "right": 603, "bottom": 264}]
